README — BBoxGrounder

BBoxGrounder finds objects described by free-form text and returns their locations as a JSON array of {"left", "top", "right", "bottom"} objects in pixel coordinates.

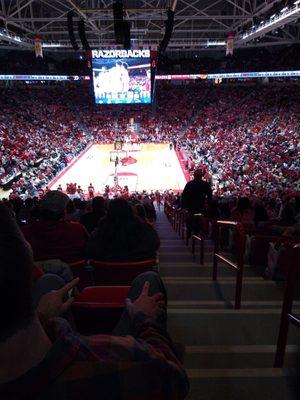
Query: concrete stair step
[
  {"left": 157, "top": 213, "right": 300, "bottom": 400},
  {"left": 183, "top": 345, "right": 300, "bottom": 369},
  {"left": 164, "top": 280, "right": 286, "bottom": 302},
  {"left": 160, "top": 266, "right": 259, "bottom": 278},
  {"left": 186, "top": 371, "right": 300, "bottom": 400},
  {"left": 167, "top": 312, "right": 300, "bottom": 346},
  {"left": 168, "top": 300, "right": 300, "bottom": 309},
  {"left": 160, "top": 253, "right": 214, "bottom": 263}
]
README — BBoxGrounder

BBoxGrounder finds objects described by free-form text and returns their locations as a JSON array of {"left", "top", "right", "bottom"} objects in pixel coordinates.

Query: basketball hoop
[{"left": 110, "top": 144, "right": 129, "bottom": 195}]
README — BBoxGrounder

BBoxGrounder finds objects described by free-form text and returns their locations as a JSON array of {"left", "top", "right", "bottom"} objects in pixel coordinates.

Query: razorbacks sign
[{"left": 92, "top": 49, "right": 150, "bottom": 59}]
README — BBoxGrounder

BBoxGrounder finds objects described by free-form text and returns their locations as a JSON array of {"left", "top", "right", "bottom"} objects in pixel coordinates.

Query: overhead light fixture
[
  {"left": 42, "top": 43, "right": 63, "bottom": 47},
  {"left": 206, "top": 40, "right": 226, "bottom": 46},
  {"left": 240, "top": 1, "right": 300, "bottom": 41},
  {"left": 0, "top": 31, "right": 22, "bottom": 42}
]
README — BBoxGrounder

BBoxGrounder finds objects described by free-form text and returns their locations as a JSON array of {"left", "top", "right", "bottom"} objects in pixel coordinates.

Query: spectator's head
[
  {"left": 0, "top": 204, "right": 34, "bottom": 341},
  {"left": 135, "top": 203, "right": 147, "bottom": 221},
  {"left": 24, "top": 198, "right": 34, "bottom": 208},
  {"left": 194, "top": 169, "right": 204, "bottom": 181},
  {"left": 107, "top": 198, "right": 134, "bottom": 221},
  {"left": 236, "top": 197, "right": 251, "bottom": 211},
  {"left": 66, "top": 199, "right": 75, "bottom": 214},
  {"left": 92, "top": 196, "right": 105, "bottom": 212},
  {"left": 39, "top": 190, "right": 70, "bottom": 220}
]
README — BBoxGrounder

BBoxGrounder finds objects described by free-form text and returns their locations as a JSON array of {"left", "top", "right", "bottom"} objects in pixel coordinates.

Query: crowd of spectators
[
  {"left": 180, "top": 84, "right": 299, "bottom": 198},
  {"left": 0, "top": 86, "right": 91, "bottom": 196},
  {"left": 3, "top": 189, "right": 159, "bottom": 268},
  {"left": 75, "top": 83, "right": 205, "bottom": 143},
  {"left": 0, "top": 81, "right": 299, "bottom": 199},
  {"left": 167, "top": 179, "right": 300, "bottom": 243}
]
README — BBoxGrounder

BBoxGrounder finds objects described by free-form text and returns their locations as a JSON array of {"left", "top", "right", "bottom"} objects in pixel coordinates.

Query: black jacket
[
  {"left": 85, "top": 217, "right": 160, "bottom": 261},
  {"left": 181, "top": 179, "right": 212, "bottom": 214}
]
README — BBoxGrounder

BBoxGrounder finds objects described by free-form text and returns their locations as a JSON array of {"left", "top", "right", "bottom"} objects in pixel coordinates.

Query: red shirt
[{"left": 22, "top": 219, "right": 89, "bottom": 263}]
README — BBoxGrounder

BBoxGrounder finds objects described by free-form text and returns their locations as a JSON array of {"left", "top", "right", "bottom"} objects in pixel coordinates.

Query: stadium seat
[
  {"left": 68, "top": 260, "right": 94, "bottom": 289},
  {"left": 90, "top": 258, "right": 158, "bottom": 286},
  {"left": 276, "top": 239, "right": 300, "bottom": 277},
  {"left": 72, "top": 286, "right": 130, "bottom": 335},
  {"left": 248, "top": 235, "right": 282, "bottom": 267}
]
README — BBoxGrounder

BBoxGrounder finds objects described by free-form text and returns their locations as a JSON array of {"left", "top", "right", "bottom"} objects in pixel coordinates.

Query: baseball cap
[{"left": 40, "top": 190, "right": 70, "bottom": 215}]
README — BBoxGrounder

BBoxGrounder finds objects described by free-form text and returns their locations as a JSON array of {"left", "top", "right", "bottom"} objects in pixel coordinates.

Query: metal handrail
[
  {"left": 274, "top": 244, "right": 300, "bottom": 367},
  {"left": 213, "top": 220, "right": 246, "bottom": 309}
]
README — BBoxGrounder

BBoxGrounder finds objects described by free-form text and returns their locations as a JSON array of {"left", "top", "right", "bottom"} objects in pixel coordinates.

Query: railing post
[
  {"left": 200, "top": 236, "right": 204, "bottom": 265},
  {"left": 191, "top": 235, "right": 195, "bottom": 258},
  {"left": 234, "top": 224, "right": 244, "bottom": 309},
  {"left": 213, "top": 224, "right": 219, "bottom": 281},
  {"left": 274, "top": 262, "right": 296, "bottom": 367}
]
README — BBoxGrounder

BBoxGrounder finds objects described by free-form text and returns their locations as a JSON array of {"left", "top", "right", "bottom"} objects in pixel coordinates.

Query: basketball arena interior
[{"left": 0, "top": 1, "right": 299, "bottom": 399}]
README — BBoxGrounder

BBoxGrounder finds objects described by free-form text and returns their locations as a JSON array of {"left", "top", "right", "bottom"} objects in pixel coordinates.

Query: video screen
[{"left": 91, "top": 49, "right": 151, "bottom": 105}]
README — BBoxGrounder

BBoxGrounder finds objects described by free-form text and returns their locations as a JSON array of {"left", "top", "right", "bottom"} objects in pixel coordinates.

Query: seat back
[
  {"left": 68, "top": 260, "right": 94, "bottom": 290},
  {"left": 249, "top": 235, "right": 300, "bottom": 268},
  {"left": 90, "top": 258, "right": 157, "bottom": 285},
  {"left": 72, "top": 286, "right": 130, "bottom": 335}
]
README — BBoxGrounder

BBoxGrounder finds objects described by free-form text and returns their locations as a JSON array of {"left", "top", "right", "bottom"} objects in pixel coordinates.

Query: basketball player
[
  {"left": 94, "top": 67, "right": 109, "bottom": 99},
  {"left": 109, "top": 61, "right": 123, "bottom": 93},
  {"left": 88, "top": 183, "right": 95, "bottom": 199},
  {"left": 145, "top": 69, "right": 151, "bottom": 92},
  {"left": 120, "top": 62, "right": 130, "bottom": 93}
]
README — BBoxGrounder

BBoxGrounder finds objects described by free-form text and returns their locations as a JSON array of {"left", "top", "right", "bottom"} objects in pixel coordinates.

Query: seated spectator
[
  {"left": 135, "top": 203, "right": 148, "bottom": 223},
  {"left": 80, "top": 196, "right": 106, "bottom": 233},
  {"left": 0, "top": 205, "right": 189, "bottom": 399},
  {"left": 253, "top": 202, "right": 269, "bottom": 228},
  {"left": 65, "top": 199, "right": 86, "bottom": 222},
  {"left": 22, "top": 191, "right": 89, "bottom": 263},
  {"left": 17, "top": 197, "right": 35, "bottom": 225},
  {"left": 231, "top": 197, "right": 255, "bottom": 231},
  {"left": 85, "top": 198, "right": 160, "bottom": 261}
]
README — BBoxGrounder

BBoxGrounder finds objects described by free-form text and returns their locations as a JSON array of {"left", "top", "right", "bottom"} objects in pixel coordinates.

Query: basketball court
[{"left": 49, "top": 143, "right": 187, "bottom": 194}]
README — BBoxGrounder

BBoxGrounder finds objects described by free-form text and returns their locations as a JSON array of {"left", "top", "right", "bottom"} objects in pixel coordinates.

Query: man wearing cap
[
  {"left": 22, "top": 191, "right": 89, "bottom": 263},
  {"left": 181, "top": 169, "right": 212, "bottom": 235}
]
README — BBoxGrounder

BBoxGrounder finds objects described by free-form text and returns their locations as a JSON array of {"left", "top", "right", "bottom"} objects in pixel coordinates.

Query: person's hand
[
  {"left": 37, "top": 278, "right": 79, "bottom": 323},
  {"left": 126, "top": 281, "right": 166, "bottom": 320}
]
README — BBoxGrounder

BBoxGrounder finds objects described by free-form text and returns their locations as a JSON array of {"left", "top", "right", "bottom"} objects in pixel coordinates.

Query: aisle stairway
[{"left": 155, "top": 209, "right": 300, "bottom": 400}]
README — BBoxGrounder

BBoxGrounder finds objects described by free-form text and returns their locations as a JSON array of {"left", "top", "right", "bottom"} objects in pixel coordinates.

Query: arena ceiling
[{"left": 0, "top": 0, "right": 299, "bottom": 51}]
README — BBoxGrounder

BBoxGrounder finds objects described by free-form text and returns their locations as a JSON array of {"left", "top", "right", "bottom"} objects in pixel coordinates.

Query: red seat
[
  {"left": 68, "top": 260, "right": 94, "bottom": 290},
  {"left": 277, "top": 239, "right": 300, "bottom": 277},
  {"left": 90, "top": 258, "right": 158, "bottom": 286},
  {"left": 72, "top": 286, "right": 130, "bottom": 335},
  {"left": 249, "top": 235, "right": 300, "bottom": 269}
]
